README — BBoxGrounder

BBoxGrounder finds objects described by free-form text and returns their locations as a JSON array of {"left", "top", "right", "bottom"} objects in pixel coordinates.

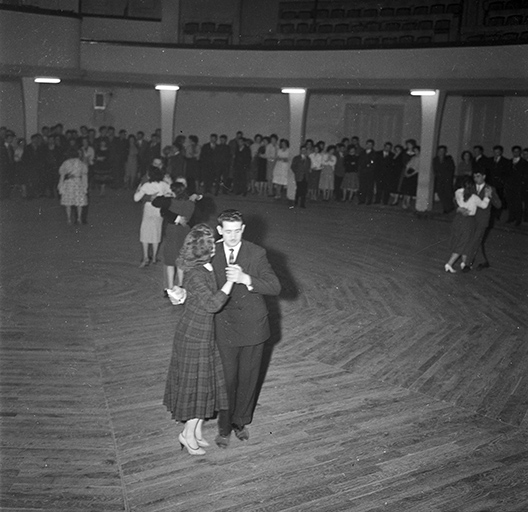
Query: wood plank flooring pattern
[{"left": 1, "top": 192, "right": 527, "bottom": 511}]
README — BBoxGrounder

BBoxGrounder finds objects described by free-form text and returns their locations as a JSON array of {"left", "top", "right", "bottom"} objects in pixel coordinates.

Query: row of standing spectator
[{"left": 2, "top": 124, "right": 527, "bottom": 223}]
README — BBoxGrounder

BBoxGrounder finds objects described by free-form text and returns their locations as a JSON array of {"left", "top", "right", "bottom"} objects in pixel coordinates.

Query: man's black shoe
[
  {"left": 215, "top": 433, "right": 230, "bottom": 448},
  {"left": 233, "top": 425, "right": 249, "bottom": 441}
]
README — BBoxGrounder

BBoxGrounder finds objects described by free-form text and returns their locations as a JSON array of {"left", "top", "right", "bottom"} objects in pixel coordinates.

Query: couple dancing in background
[
  {"left": 163, "top": 210, "right": 281, "bottom": 455},
  {"left": 445, "top": 170, "right": 502, "bottom": 273}
]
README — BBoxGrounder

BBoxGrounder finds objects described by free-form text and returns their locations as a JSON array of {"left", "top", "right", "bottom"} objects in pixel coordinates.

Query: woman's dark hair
[
  {"left": 461, "top": 150, "right": 473, "bottom": 162},
  {"left": 148, "top": 166, "right": 164, "bottom": 183},
  {"left": 177, "top": 224, "right": 215, "bottom": 271},
  {"left": 461, "top": 175, "right": 474, "bottom": 202},
  {"left": 171, "top": 181, "right": 189, "bottom": 200}
]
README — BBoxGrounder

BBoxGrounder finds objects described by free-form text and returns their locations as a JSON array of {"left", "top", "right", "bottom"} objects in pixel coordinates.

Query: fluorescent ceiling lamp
[
  {"left": 281, "top": 88, "right": 306, "bottom": 94},
  {"left": 410, "top": 89, "right": 436, "bottom": 96},
  {"left": 34, "top": 77, "right": 61, "bottom": 84},
  {"left": 155, "top": 84, "right": 180, "bottom": 91}
]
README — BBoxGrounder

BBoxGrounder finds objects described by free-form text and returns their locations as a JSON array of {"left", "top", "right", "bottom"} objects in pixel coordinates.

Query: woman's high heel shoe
[
  {"left": 179, "top": 433, "right": 205, "bottom": 456},
  {"left": 444, "top": 264, "right": 456, "bottom": 273},
  {"left": 195, "top": 436, "right": 210, "bottom": 448}
]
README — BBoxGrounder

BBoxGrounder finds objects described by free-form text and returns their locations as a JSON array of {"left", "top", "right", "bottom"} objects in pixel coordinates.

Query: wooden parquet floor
[{"left": 1, "top": 191, "right": 527, "bottom": 511}]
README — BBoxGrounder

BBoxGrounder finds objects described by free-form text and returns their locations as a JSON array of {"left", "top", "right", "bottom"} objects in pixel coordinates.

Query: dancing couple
[
  {"left": 163, "top": 210, "right": 281, "bottom": 455},
  {"left": 444, "top": 172, "right": 501, "bottom": 273}
]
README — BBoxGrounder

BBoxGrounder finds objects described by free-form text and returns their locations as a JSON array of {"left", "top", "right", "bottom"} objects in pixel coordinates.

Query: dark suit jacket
[
  {"left": 473, "top": 155, "right": 491, "bottom": 175},
  {"left": 200, "top": 142, "right": 219, "bottom": 177},
  {"left": 378, "top": 150, "right": 394, "bottom": 183},
  {"left": 358, "top": 149, "right": 381, "bottom": 174},
  {"left": 213, "top": 240, "right": 280, "bottom": 347},
  {"left": 291, "top": 154, "right": 311, "bottom": 182},
  {"left": 474, "top": 183, "right": 502, "bottom": 230},
  {"left": 490, "top": 156, "right": 511, "bottom": 188}
]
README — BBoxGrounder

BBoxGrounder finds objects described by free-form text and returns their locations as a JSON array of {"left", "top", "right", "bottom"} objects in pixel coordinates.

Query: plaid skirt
[{"left": 163, "top": 267, "right": 228, "bottom": 422}]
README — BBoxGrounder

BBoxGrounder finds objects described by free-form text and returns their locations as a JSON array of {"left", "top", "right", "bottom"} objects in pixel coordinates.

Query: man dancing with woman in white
[{"left": 444, "top": 175, "right": 492, "bottom": 273}]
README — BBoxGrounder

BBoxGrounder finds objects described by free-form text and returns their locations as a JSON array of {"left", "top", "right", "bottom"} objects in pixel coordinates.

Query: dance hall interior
[{"left": 1, "top": 0, "right": 528, "bottom": 510}]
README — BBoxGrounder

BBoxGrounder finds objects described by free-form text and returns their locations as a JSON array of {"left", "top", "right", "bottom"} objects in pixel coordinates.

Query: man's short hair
[
  {"left": 437, "top": 145, "right": 447, "bottom": 151},
  {"left": 473, "top": 145, "right": 484, "bottom": 151},
  {"left": 366, "top": 139, "right": 375, "bottom": 145},
  {"left": 218, "top": 209, "right": 244, "bottom": 225},
  {"left": 493, "top": 145, "right": 503, "bottom": 152},
  {"left": 512, "top": 145, "right": 521, "bottom": 152}
]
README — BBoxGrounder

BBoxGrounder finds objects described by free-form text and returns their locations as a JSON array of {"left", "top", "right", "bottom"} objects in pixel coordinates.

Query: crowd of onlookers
[{"left": 1, "top": 123, "right": 527, "bottom": 224}]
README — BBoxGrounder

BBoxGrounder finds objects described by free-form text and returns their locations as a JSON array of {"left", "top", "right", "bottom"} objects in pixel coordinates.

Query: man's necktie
[{"left": 229, "top": 249, "right": 235, "bottom": 264}]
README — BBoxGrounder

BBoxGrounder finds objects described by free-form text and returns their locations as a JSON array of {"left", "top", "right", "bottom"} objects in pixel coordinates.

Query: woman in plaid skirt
[{"left": 163, "top": 224, "right": 235, "bottom": 455}]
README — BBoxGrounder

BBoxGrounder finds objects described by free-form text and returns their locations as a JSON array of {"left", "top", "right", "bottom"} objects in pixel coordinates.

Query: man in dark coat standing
[
  {"left": 376, "top": 142, "right": 394, "bottom": 205},
  {"left": 212, "top": 209, "right": 281, "bottom": 447},
  {"left": 291, "top": 145, "right": 311, "bottom": 208},
  {"left": 433, "top": 145, "right": 456, "bottom": 214},
  {"left": 505, "top": 146, "right": 527, "bottom": 226},
  {"left": 357, "top": 139, "right": 380, "bottom": 205},
  {"left": 489, "top": 145, "right": 511, "bottom": 220},
  {"left": 200, "top": 133, "right": 219, "bottom": 194}
]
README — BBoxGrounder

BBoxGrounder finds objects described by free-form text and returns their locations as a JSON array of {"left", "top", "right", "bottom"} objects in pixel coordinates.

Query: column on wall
[
  {"left": 157, "top": 86, "right": 179, "bottom": 154},
  {"left": 21, "top": 77, "right": 39, "bottom": 140},
  {"left": 284, "top": 88, "right": 308, "bottom": 202},
  {"left": 415, "top": 90, "right": 446, "bottom": 212}
]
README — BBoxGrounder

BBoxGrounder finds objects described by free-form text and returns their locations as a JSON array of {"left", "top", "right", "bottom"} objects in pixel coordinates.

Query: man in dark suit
[
  {"left": 212, "top": 209, "right": 281, "bottom": 447},
  {"left": 216, "top": 134, "right": 232, "bottom": 194},
  {"left": 357, "top": 139, "right": 381, "bottom": 205},
  {"left": 522, "top": 148, "right": 528, "bottom": 223},
  {"left": 375, "top": 142, "right": 394, "bottom": 205},
  {"left": 136, "top": 131, "right": 150, "bottom": 181},
  {"left": 0, "top": 131, "right": 15, "bottom": 199},
  {"left": 462, "top": 170, "right": 502, "bottom": 272},
  {"left": 200, "top": 133, "right": 219, "bottom": 194},
  {"left": 505, "top": 146, "right": 527, "bottom": 226},
  {"left": 473, "top": 145, "right": 491, "bottom": 175},
  {"left": 433, "top": 145, "right": 456, "bottom": 214},
  {"left": 489, "top": 145, "right": 511, "bottom": 220},
  {"left": 291, "top": 145, "right": 311, "bottom": 208}
]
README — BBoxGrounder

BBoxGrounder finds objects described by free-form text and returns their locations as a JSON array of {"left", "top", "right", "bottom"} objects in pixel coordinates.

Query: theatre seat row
[
  {"left": 264, "top": 35, "right": 436, "bottom": 48},
  {"left": 184, "top": 22, "right": 232, "bottom": 34},
  {"left": 264, "top": 29, "right": 528, "bottom": 47},
  {"left": 485, "top": 14, "right": 528, "bottom": 25},
  {"left": 279, "top": 19, "right": 454, "bottom": 34},
  {"left": 279, "top": 4, "right": 462, "bottom": 20},
  {"left": 487, "top": 0, "right": 528, "bottom": 10}
]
